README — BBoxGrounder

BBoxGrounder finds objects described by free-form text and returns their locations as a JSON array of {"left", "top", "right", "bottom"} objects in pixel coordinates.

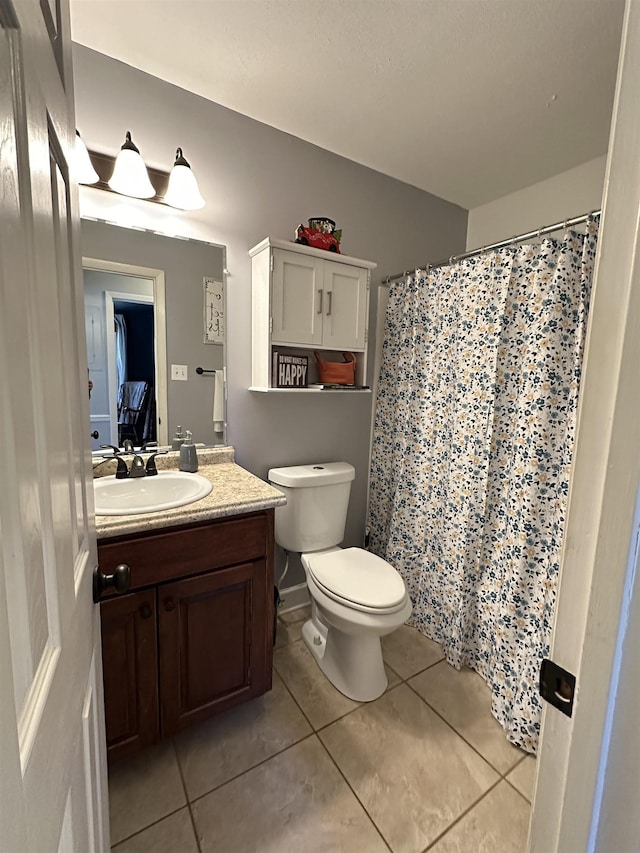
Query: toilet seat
[{"left": 304, "top": 547, "right": 407, "bottom": 614}]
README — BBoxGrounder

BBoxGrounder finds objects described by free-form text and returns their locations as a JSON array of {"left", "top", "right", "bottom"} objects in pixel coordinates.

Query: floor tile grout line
[
  {"left": 121, "top": 632, "right": 324, "bottom": 828},
  {"left": 186, "top": 732, "right": 317, "bottom": 808},
  {"left": 422, "top": 776, "right": 505, "bottom": 852},
  {"left": 313, "top": 681, "right": 405, "bottom": 735},
  {"left": 274, "top": 635, "right": 367, "bottom": 733},
  {"left": 503, "top": 775, "right": 533, "bottom": 805},
  {"left": 404, "top": 679, "right": 524, "bottom": 778},
  {"left": 277, "top": 633, "right": 453, "bottom": 736},
  {"left": 172, "top": 739, "right": 203, "bottom": 853},
  {"left": 275, "top": 641, "right": 408, "bottom": 736},
  {"left": 315, "top": 732, "right": 393, "bottom": 853},
  {"left": 401, "top": 652, "right": 537, "bottom": 773},
  {"left": 510, "top": 752, "right": 530, "bottom": 770},
  {"left": 272, "top": 655, "right": 319, "bottom": 731},
  {"left": 388, "top": 653, "right": 447, "bottom": 683},
  {"left": 110, "top": 804, "right": 187, "bottom": 849}
]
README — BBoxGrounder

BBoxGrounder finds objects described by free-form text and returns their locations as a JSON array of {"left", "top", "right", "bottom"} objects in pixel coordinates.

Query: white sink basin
[{"left": 94, "top": 470, "right": 213, "bottom": 516}]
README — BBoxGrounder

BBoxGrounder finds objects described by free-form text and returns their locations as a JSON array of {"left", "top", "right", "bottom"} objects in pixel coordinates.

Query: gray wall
[
  {"left": 81, "top": 220, "right": 225, "bottom": 445},
  {"left": 73, "top": 44, "right": 468, "bottom": 585}
]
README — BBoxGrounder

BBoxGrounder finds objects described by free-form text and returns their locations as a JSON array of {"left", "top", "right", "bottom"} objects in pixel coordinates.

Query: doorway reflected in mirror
[{"left": 84, "top": 268, "right": 156, "bottom": 450}]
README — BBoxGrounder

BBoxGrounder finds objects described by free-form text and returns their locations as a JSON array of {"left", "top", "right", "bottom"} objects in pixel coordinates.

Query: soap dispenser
[
  {"left": 171, "top": 425, "right": 185, "bottom": 451},
  {"left": 179, "top": 430, "right": 198, "bottom": 472}
]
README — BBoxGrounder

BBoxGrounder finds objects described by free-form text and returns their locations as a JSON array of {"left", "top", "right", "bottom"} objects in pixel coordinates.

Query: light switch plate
[{"left": 171, "top": 364, "right": 188, "bottom": 381}]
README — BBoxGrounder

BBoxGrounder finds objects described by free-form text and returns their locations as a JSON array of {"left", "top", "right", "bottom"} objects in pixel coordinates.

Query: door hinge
[
  {"left": 365, "top": 328, "right": 368, "bottom": 343},
  {"left": 270, "top": 254, "right": 274, "bottom": 273},
  {"left": 539, "top": 658, "right": 576, "bottom": 717},
  {"left": 269, "top": 317, "right": 273, "bottom": 334}
]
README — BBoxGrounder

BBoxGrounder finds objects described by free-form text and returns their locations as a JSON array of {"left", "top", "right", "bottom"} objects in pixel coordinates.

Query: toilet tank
[{"left": 268, "top": 462, "right": 355, "bottom": 553}]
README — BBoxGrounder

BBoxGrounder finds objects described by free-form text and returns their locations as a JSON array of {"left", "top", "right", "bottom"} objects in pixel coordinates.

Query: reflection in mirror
[{"left": 81, "top": 219, "right": 227, "bottom": 450}]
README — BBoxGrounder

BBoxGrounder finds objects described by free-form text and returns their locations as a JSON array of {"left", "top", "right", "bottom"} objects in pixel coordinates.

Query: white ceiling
[{"left": 69, "top": 0, "right": 625, "bottom": 209}]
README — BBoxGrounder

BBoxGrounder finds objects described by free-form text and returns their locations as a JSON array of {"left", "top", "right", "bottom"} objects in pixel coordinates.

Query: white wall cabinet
[{"left": 250, "top": 238, "right": 376, "bottom": 392}]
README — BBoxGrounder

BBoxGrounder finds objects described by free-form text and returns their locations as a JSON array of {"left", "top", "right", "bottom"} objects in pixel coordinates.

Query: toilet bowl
[
  {"left": 301, "top": 547, "right": 411, "bottom": 701},
  {"left": 268, "top": 462, "right": 411, "bottom": 703}
]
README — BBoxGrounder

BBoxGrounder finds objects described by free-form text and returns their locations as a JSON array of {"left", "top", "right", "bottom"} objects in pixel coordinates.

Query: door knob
[
  {"left": 93, "top": 564, "right": 131, "bottom": 603},
  {"left": 91, "top": 430, "right": 100, "bottom": 440}
]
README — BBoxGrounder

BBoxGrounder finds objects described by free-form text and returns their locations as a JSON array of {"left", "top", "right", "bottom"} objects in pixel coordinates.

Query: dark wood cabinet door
[
  {"left": 158, "top": 561, "right": 272, "bottom": 736},
  {"left": 100, "top": 589, "right": 159, "bottom": 763}
]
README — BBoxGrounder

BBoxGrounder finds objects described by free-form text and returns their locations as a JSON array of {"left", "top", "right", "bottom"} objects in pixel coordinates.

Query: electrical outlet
[{"left": 171, "top": 364, "right": 188, "bottom": 381}]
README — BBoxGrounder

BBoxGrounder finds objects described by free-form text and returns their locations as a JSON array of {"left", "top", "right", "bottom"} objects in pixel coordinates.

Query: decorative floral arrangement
[{"left": 295, "top": 218, "right": 342, "bottom": 253}]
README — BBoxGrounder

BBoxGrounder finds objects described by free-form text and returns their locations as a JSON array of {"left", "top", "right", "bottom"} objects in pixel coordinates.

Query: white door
[
  {"left": 271, "top": 248, "right": 324, "bottom": 345},
  {"left": 322, "top": 261, "right": 368, "bottom": 351},
  {"left": 0, "top": 0, "right": 108, "bottom": 850},
  {"left": 529, "top": 1, "right": 640, "bottom": 850},
  {"left": 85, "top": 293, "right": 111, "bottom": 450}
]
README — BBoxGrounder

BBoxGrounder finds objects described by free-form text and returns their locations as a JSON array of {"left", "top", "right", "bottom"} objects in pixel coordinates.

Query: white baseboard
[{"left": 277, "top": 581, "right": 310, "bottom": 614}]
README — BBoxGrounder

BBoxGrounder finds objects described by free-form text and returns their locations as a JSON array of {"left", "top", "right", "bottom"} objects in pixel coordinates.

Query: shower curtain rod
[{"left": 384, "top": 208, "right": 601, "bottom": 284}]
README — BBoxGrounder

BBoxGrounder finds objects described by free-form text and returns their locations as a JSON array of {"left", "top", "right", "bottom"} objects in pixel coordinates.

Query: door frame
[
  {"left": 83, "top": 257, "right": 168, "bottom": 446},
  {"left": 105, "top": 290, "right": 154, "bottom": 447},
  {"left": 529, "top": 0, "right": 640, "bottom": 849}
]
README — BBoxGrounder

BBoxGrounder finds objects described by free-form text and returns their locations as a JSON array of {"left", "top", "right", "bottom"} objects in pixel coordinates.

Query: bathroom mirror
[{"left": 81, "top": 219, "right": 227, "bottom": 450}]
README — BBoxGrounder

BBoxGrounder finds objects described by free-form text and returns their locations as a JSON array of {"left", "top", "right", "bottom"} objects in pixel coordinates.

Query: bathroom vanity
[{"left": 94, "top": 449, "right": 285, "bottom": 763}]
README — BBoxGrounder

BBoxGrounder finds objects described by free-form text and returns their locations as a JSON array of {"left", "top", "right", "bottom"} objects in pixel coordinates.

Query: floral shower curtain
[{"left": 368, "top": 223, "right": 598, "bottom": 752}]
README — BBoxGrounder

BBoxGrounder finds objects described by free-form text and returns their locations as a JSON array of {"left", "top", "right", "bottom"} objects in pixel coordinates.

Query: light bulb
[
  {"left": 164, "top": 148, "right": 205, "bottom": 210},
  {"left": 108, "top": 131, "right": 155, "bottom": 199},
  {"left": 75, "top": 130, "right": 99, "bottom": 184}
]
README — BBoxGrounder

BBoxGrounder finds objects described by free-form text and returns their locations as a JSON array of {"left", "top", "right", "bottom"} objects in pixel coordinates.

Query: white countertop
[{"left": 94, "top": 447, "right": 285, "bottom": 540}]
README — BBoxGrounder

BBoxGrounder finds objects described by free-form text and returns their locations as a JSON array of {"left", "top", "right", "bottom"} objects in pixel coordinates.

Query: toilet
[{"left": 268, "top": 462, "right": 411, "bottom": 702}]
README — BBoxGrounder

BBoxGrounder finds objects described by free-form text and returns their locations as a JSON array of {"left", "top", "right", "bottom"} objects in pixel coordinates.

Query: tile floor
[{"left": 109, "top": 607, "right": 535, "bottom": 853}]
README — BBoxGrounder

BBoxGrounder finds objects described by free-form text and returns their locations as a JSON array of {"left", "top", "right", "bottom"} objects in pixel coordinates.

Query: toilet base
[{"left": 302, "top": 618, "right": 388, "bottom": 702}]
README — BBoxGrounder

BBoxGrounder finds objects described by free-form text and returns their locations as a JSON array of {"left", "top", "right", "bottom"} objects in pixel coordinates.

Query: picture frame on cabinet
[{"left": 272, "top": 352, "right": 309, "bottom": 388}]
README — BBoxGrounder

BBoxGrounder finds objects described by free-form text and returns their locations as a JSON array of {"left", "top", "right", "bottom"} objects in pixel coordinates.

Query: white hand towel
[{"left": 213, "top": 370, "right": 224, "bottom": 432}]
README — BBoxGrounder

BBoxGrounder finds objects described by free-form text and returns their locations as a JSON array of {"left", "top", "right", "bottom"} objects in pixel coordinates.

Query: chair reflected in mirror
[{"left": 117, "top": 380, "right": 155, "bottom": 446}]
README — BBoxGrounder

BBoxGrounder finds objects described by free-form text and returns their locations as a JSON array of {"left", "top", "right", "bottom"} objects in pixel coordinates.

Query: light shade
[
  {"left": 108, "top": 131, "right": 155, "bottom": 199},
  {"left": 164, "top": 148, "right": 205, "bottom": 210},
  {"left": 75, "top": 130, "right": 99, "bottom": 184}
]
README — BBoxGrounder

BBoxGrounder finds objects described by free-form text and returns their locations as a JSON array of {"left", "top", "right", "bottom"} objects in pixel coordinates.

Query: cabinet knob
[
  {"left": 139, "top": 603, "right": 153, "bottom": 619},
  {"left": 93, "top": 563, "right": 131, "bottom": 603},
  {"left": 164, "top": 598, "right": 176, "bottom": 612}
]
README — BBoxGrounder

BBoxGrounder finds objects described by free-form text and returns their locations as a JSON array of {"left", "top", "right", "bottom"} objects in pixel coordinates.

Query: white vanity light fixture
[
  {"left": 75, "top": 130, "right": 99, "bottom": 184},
  {"left": 108, "top": 131, "right": 155, "bottom": 199},
  {"left": 163, "top": 148, "right": 205, "bottom": 210}
]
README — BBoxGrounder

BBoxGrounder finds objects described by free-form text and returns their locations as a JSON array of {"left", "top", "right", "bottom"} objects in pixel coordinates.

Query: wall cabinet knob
[
  {"left": 164, "top": 598, "right": 176, "bottom": 612},
  {"left": 139, "top": 603, "right": 153, "bottom": 619}
]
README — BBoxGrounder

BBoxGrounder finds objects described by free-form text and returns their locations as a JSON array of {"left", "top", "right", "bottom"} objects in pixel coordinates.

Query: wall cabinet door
[
  {"left": 101, "top": 590, "right": 159, "bottom": 763},
  {"left": 321, "top": 261, "right": 368, "bottom": 351},
  {"left": 158, "top": 560, "right": 271, "bottom": 736},
  {"left": 271, "top": 249, "right": 367, "bottom": 351},
  {"left": 271, "top": 249, "right": 324, "bottom": 345}
]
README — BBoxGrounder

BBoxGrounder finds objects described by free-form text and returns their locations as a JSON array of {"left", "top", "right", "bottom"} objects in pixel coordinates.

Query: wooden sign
[
  {"left": 272, "top": 353, "right": 309, "bottom": 388},
  {"left": 204, "top": 277, "right": 224, "bottom": 344}
]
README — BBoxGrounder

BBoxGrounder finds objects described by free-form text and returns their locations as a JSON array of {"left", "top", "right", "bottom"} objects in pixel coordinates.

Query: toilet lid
[{"left": 305, "top": 548, "right": 406, "bottom": 610}]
